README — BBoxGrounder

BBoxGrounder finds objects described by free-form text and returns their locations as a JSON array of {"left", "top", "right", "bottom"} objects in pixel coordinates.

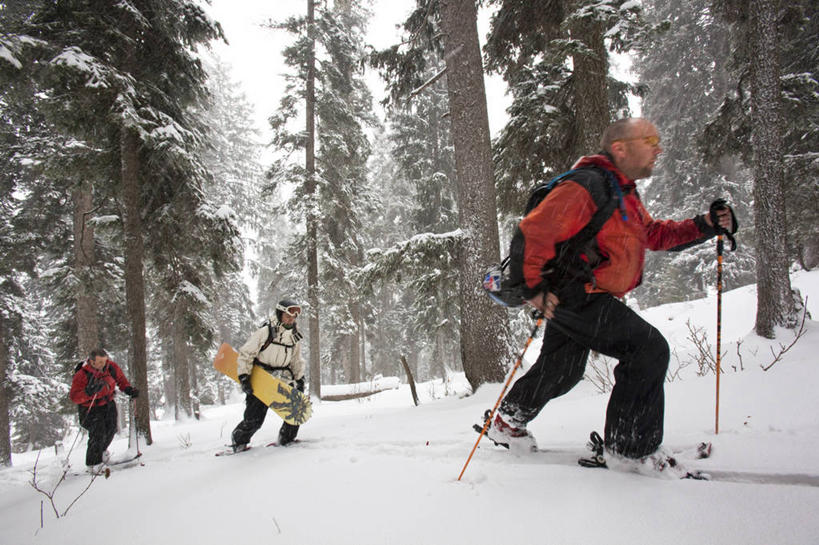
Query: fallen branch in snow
[
  {"left": 29, "top": 450, "right": 104, "bottom": 525},
  {"left": 760, "top": 301, "right": 809, "bottom": 372},
  {"left": 321, "top": 376, "right": 401, "bottom": 401},
  {"left": 321, "top": 389, "right": 396, "bottom": 402}
]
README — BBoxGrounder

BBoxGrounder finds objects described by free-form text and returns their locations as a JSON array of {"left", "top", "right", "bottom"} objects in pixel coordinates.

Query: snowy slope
[{"left": 1, "top": 271, "right": 818, "bottom": 545}]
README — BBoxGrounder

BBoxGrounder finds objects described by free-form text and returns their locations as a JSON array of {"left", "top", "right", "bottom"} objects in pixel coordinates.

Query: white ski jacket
[{"left": 236, "top": 319, "right": 305, "bottom": 383}]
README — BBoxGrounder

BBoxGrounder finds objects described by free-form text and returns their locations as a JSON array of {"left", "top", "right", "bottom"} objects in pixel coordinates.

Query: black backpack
[{"left": 483, "top": 167, "right": 623, "bottom": 307}]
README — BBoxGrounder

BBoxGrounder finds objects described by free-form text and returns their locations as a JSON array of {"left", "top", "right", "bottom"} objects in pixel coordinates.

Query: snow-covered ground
[{"left": 2, "top": 270, "right": 818, "bottom": 545}]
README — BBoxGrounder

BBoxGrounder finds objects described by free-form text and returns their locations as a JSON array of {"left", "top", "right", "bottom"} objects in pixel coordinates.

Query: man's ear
[{"left": 609, "top": 140, "right": 626, "bottom": 160}]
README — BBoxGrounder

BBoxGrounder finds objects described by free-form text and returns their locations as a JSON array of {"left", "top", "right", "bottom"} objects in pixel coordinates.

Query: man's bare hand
[{"left": 526, "top": 292, "right": 559, "bottom": 319}]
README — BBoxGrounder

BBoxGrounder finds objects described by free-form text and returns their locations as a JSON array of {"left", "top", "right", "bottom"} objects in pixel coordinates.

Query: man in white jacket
[{"left": 231, "top": 298, "right": 306, "bottom": 451}]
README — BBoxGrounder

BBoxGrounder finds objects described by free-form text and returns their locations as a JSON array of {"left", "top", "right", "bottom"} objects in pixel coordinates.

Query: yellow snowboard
[{"left": 213, "top": 343, "right": 312, "bottom": 426}]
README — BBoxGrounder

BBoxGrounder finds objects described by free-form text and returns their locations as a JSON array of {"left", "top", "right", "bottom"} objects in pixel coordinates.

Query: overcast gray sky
[{"left": 203, "top": 0, "right": 510, "bottom": 141}]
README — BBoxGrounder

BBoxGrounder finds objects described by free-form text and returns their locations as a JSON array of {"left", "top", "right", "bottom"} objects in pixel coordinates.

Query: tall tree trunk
[
  {"left": 439, "top": 0, "right": 509, "bottom": 389},
  {"left": 349, "top": 301, "right": 361, "bottom": 383},
  {"left": 161, "top": 335, "right": 176, "bottom": 418},
  {"left": 121, "top": 128, "right": 152, "bottom": 444},
  {"left": 359, "top": 309, "right": 366, "bottom": 378},
  {"left": 749, "top": 0, "right": 795, "bottom": 338},
  {"left": 570, "top": 11, "right": 609, "bottom": 157},
  {"left": 189, "top": 352, "right": 200, "bottom": 420},
  {"left": 173, "top": 299, "right": 192, "bottom": 419},
  {"left": 306, "top": 0, "right": 321, "bottom": 399},
  {"left": 72, "top": 184, "right": 99, "bottom": 357},
  {"left": 0, "top": 318, "right": 11, "bottom": 466}
]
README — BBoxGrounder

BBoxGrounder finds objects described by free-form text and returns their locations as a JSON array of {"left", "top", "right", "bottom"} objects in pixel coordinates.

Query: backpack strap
[
  {"left": 552, "top": 168, "right": 620, "bottom": 264},
  {"left": 253, "top": 322, "right": 300, "bottom": 380},
  {"left": 509, "top": 167, "right": 621, "bottom": 298},
  {"left": 259, "top": 322, "right": 275, "bottom": 354}
]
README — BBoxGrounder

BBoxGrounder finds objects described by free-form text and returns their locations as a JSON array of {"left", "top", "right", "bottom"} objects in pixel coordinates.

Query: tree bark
[
  {"left": 173, "top": 299, "right": 192, "bottom": 419},
  {"left": 350, "top": 301, "right": 361, "bottom": 383},
  {"left": 439, "top": 0, "right": 509, "bottom": 389},
  {"left": 749, "top": 0, "right": 795, "bottom": 338},
  {"left": 0, "top": 317, "right": 11, "bottom": 466},
  {"left": 121, "top": 127, "right": 152, "bottom": 444},
  {"left": 306, "top": 0, "right": 322, "bottom": 399},
  {"left": 72, "top": 184, "right": 99, "bottom": 357},
  {"left": 570, "top": 11, "right": 609, "bottom": 157},
  {"left": 160, "top": 325, "right": 176, "bottom": 418}
]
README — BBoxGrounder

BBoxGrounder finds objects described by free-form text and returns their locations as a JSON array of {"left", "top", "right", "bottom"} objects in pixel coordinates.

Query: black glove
[
  {"left": 709, "top": 198, "right": 738, "bottom": 251},
  {"left": 295, "top": 378, "right": 305, "bottom": 392},
  {"left": 85, "top": 380, "right": 104, "bottom": 396},
  {"left": 123, "top": 386, "right": 139, "bottom": 398},
  {"left": 709, "top": 199, "right": 738, "bottom": 235},
  {"left": 239, "top": 374, "right": 253, "bottom": 396}
]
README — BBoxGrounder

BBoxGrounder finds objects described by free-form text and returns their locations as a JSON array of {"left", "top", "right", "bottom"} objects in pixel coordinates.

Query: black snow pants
[
  {"left": 78, "top": 401, "right": 118, "bottom": 466},
  {"left": 500, "top": 284, "right": 670, "bottom": 459},
  {"left": 232, "top": 394, "right": 299, "bottom": 447}
]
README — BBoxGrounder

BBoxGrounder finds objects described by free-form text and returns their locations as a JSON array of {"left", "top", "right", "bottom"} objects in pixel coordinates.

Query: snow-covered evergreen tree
[
  {"left": 8, "top": 288, "right": 69, "bottom": 452},
  {"left": 356, "top": 61, "right": 462, "bottom": 382},
  {"left": 486, "top": 0, "right": 650, "bottom": 216},
  {"left": 199, "top": 57, "right": 262, "bottom": 404},
  {"left": 267, "top": 1, "right": 377, "bottom": 386},
  {"left": 4, "top": 0, "right": 229, "bottom": 435},
  {"left": 705, "top": 0, "right": 814, "bottom": 336},
  {"left": 630, "top": 0, "right": 756, "bottom": 307}
]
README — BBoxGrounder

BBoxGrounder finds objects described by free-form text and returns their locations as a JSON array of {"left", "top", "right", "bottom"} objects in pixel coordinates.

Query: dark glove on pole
[
  {"left": 709, "top": 198, "right": 738, "bottom": 251},
  {"left": 124, "top": 386, "right": 140, "bottom": 398},
  {"left": 239, "top": 374, "right": 253, "bottom": 396}
]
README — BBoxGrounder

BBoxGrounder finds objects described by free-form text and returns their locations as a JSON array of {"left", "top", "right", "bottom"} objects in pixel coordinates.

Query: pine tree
[
  {"left": 630, "top": 0, "right": 756, "bottom": 307},
  {"left": 7, "top": 0, "right": 226, "bottom": 438},
  {"left": 706, "top": 0, "right": 814, "bottom": 336},
  {"left": 9, "top": 288, "right": 69, "bottom": 452},
  {"left": 370, "top": 71, "right": 461, "bottom": 380},
  {"left": 486, "top": 0, "right": 650, "bottom": 215},
  {"left": 438, "top": 0, "right": 510, "bottom": 387},
  {"left": 200, "top": 57, "right": 261, "bottom": 403},
  {"left": 267, "top": 1, "right": 376, "bottom": 387}
]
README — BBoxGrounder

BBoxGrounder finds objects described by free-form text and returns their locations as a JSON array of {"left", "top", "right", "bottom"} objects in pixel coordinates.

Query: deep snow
[{"left": 1, "top": 270, "right": 818, "bottom": 545}]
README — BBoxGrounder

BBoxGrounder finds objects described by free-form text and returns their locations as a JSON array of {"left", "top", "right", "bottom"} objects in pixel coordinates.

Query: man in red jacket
[
  {"left": 69, "top": 348, "right": 139, "bottom": 470},
  {"left": 488, "top": 118, "right": 736, "bottom": 467}
]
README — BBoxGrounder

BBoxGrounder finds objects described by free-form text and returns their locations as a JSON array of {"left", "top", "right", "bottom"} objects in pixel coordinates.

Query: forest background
[{"left": 0, "top": 0, "right": 815, "bottom": 465}]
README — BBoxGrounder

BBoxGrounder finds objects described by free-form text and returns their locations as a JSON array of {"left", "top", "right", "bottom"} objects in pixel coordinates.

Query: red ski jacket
[
  {"left": 69, "top": 359, "right": 132, "bottom": 408},
  {"left": 519, "top": 154, "right": 707, "bottom": 298}
]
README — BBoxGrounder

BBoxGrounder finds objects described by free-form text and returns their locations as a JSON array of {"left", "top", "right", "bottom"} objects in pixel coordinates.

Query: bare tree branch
[{"left": 761, "top": 299, "right": 809, "bottom": 371}]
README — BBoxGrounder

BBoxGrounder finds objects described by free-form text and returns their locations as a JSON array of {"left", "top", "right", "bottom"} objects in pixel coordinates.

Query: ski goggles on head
[{"left": 277, "top": 304, "right": 301, "bottom": 317}]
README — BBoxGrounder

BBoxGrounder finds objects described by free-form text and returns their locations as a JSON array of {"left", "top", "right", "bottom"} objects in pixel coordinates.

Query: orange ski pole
[{"left": 458, "top": 313, "right": 544, "bottom": 481}]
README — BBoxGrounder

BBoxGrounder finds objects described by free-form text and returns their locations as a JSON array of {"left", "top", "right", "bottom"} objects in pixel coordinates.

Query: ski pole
[
  {"left": 715, "top": 233, "right": 724, "bottom": 434},
  {"left": 65, "top": 391, "right": 100, "bottom": 462},
  {"left": 130, "top": 396, "right": 142, "bottom": 457},
  {"left": 458, "top": 312, "right": 544, "bottom": 481}
]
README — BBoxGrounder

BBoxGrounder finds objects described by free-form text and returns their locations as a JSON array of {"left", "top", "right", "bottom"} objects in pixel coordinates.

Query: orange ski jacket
[{"left": 519, "top": 154, "right": 708, "bottom": 298}]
